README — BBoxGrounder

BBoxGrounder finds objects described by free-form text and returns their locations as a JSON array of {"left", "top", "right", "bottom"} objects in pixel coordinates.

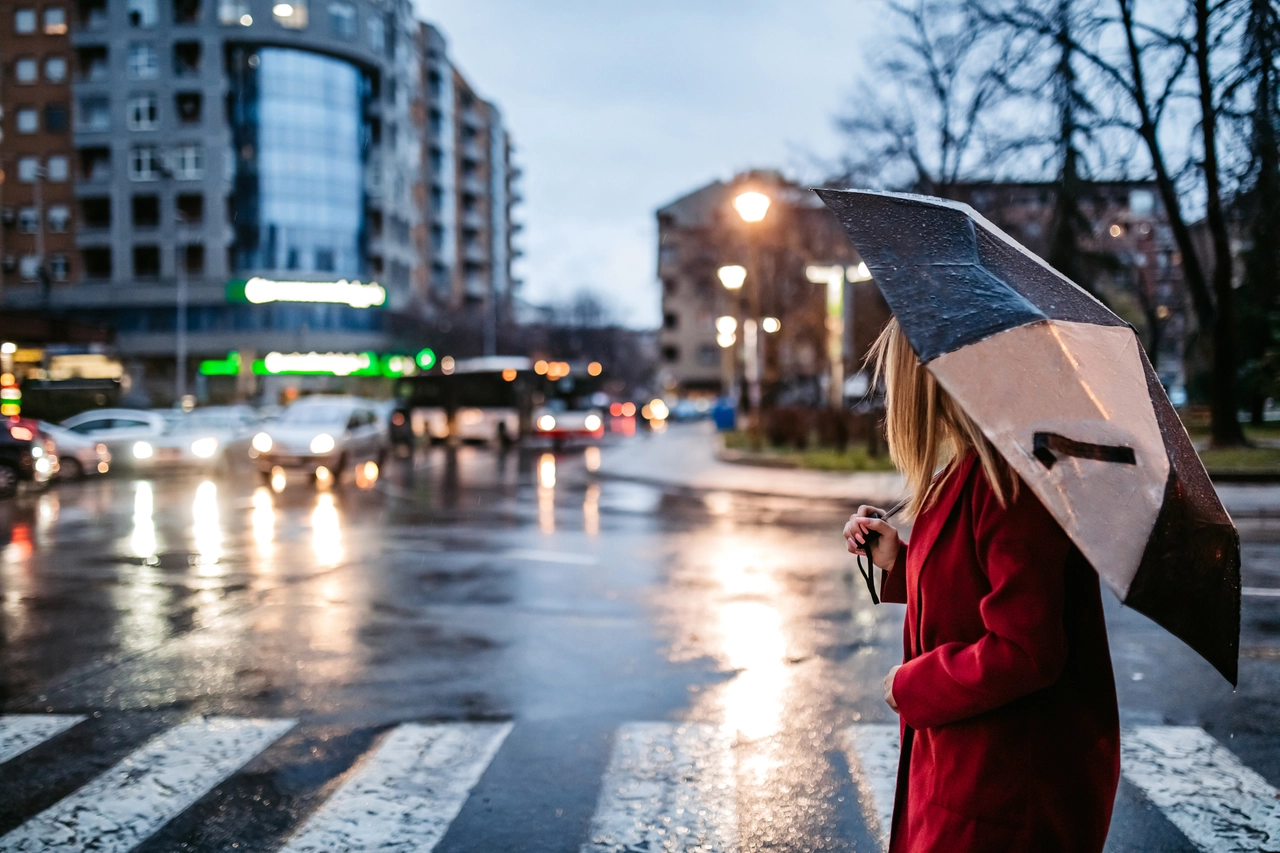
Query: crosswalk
[{"left": 0, "top": 714, "right": 1276, "bottom": 852}]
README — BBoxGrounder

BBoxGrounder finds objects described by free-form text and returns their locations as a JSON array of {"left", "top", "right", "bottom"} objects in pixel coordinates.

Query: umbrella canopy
[{"left": 816, "top": 188, "right": 1241, "bottom": 685}]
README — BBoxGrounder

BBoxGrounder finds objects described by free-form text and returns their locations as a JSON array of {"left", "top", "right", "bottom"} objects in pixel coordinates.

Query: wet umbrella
[{"left": 816, "top": 188, "right": 1240, "bottom": 685}]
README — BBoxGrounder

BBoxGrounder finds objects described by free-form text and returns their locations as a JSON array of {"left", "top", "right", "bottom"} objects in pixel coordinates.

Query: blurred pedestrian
[{"left": 843, "top": 317, "right": 1119, "bottom": 853}]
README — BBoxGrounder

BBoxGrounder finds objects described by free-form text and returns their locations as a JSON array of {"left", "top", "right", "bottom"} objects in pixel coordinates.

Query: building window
[
  {"left": 176, "top": 92, "right": 201, "bottom": 123},
  {"left": 174, "top": 42, "right": 201, "bottom": 76},
  {"left": 697, "top": 345, "right": 719, "bottom": 366},
  {"left": 78, "top": 0, "right": 107, "bottom": 29},
  {"left": 1130, "top": 189, "right": 1155, "bottom": 216},
  {"left": 133, "top": 195, "right": 160, "bottom": 227},
  {"left": 14, "top": 9, "right": 37, "bottom": 33},
  {"left": 173, "top": 144, "right": 203, "bottom": 179},
  {"left": 78, "top": 95, "right": 110, "bottom": 131},
  {"left": 44, "top": 7, "right": 67, "bottom": 33},
  {"left": 16, "top": 108, "right": 38, "bottom": 134},
  {"left": 133, "top": 245, "right": 160, "bottom": 277},
  {"left": 182, "top": 243, "right": 204, "bottom": 274},
  {"left": 367, "top": 14, "right": 384, "bottom": 52},
  {"left": 49, "top": 254, "right": 69, "bottom": 281},
  {"left": 328, "top": 1, "right": 354, "bottom": 38},
  {"left": 18, "top": 208, "right": 39, "bottom": 234},
  {"left": 127, "top": 95, "right": 159, "bottom": 130},
  {"left": 81, "top": 197, "right": 111, "bottom": 228},
  {"left": 273, "top": 0, "right": 307, "bottom": 28},
  {"left": 176, "top": 193, "right": 203, "bottom": 222},
  {"left": 218, "top": 0, "right": 250, "bottom": 24},
  {"left": 82, "top": 247, "right": 111, "bottom": 278},
  {"left": 17, "top": 157, "right": 40, "bottom": 182},
  {"left": 44, "top": 104, "right": 68, "bottom": 133},
  {"left": 315, "top": 248, "right": 335, "bottom": 271},
  {"left": 173, "top": 0, "right": 200, "bottom": 23},
  {"left": 130, "top": 146, "right": 161, "bottom": 180},
  {"left": 47, "top": 155, "right": 69, "bottom": 181},
  {"left": 128, "top": 0, "right": 158, "bottom": 26},
  {"left": 44, "top": 56, "right": 68, "bottom": 82},
  {"left": 662, "top": 346, "right": 680, "bottom": 363},
  {"left": 78, "top": 46, "right": 109, "bottom": 81},
  {"left": 47, "top": 205, "right": 70, "bottom": 233},
  {"left": 20, "top": 256, "right": 40, "bottom": 280},
  {"left": 663, "top": 312, "right": 678, "bottom": 330},
  {"left": 80, "top": 147, "right": 111, "bottom": 181},
  {"left": 128, "top": 43, "right": 159, "bottom": 79},
  {"left": 15, "top": 58, "right": 38, "bottom": 83}
]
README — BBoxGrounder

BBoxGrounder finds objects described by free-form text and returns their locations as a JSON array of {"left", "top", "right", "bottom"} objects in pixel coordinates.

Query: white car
[
  {"left": 37, "top": 421, "right": 111, "bottom": 479},
  {"left": 251, "top": 396, "right": 388, "bottom": 484},
  {"left": 151, "top": 406, "right": 260, "bottom": 469},
  {"left": 530, "top": 404, "right": 605, "bottom": 446},
  {"left": 58, "top": 408, "right": 168, "bottom": 468}
]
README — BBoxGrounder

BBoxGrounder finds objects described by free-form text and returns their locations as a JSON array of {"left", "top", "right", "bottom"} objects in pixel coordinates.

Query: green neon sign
[{"left": 416, "top": 348, "right": 436, "bottom": 370}]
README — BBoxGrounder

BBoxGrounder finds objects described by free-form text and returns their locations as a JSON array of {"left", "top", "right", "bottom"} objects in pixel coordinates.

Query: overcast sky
[{"left": 414, "top": 0, "right": 888, "bottom": 328}]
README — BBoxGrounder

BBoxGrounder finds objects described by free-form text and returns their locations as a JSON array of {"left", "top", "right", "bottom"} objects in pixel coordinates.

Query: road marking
[
  {"left": 0, "top": 716, "right": 295, "bottom": 853},
  {"left": 841, "top": 724, "right": 899, "bottom": 850},
  {"left": 504, "top": 549, "right": 599, "bottom": 565},
  {"left": 1243, "top": 586, "right": 1280, "bottom": 597},
  {"left": 279, "top": 722, "right": 512, "bottom": 853},
  {"left": 1121, "top": 726, "right": 1280, "bottom": 853},
  {"left": 0, "top": 715, "right": 85, "bottom": 765},
  {"left": 582, "top": 722, "right": 737, "bottom": 853}
]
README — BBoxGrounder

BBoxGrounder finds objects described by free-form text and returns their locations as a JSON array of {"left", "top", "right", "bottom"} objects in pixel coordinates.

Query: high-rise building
[
  {"left": 0, "top": 0, "right": 519, "bottom": 404},
  {"left": 0, "top": 2, "right": 76, "bottom": 293}
]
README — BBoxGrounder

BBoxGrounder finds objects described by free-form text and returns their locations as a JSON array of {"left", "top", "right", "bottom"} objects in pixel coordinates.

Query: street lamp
[
  {"left": 733, "top": 191, "right": 771, "bottom": 223},
  {"left": 716, "top": 264, "right": 745, "bottom": 290}
]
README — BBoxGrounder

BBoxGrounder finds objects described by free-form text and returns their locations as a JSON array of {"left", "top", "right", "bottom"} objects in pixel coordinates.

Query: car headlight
[
  {"left": 584, "top": 414, "right": 602, "bottom": 432},
  {"left": 133, "top": 441, "right": 153, "bottom": 459},
  {"left": 537, "top": 414, "right": 556, "bottom": 431},
  {"left": 310, "top": 433, "right": 335, "bottom": 454},
  {"left": 252, "top": 432, "right": 273, "bottom": 453},
  {"left": 34, "top": 457, "right": 51, "bottom": 473},
  {"left": 191, "top": 437, "right": 219, "bottom": 458},
  {"left": 31, "top": 445, "right": 43, "bottom": 458}
]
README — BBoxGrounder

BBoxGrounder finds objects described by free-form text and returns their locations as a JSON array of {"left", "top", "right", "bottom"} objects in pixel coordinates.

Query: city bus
[{"left": 390, "top": 357, "right": 536, "bottom": 446}]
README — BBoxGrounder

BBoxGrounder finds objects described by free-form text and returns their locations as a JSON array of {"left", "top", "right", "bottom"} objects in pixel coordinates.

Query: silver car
[
  {"left": 58, "top": 408, "right": 168, "bottom": 468},
  {"left": 251, "top": 396, "right": 388, "bottom": 486},
  {"left": 37, "top": 421, "right": 111, "bottom": 479}
]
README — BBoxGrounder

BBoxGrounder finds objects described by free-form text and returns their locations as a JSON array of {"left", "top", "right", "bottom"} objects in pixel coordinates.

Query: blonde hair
[{"left": 869, "top": 318, "right": 1017, "bottom": 519}]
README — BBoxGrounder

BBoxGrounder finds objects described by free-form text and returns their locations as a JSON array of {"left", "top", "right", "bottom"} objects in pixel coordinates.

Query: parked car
[
  {"left": 0, "top": 418, "right": 56, "bottom": 496},
  {"left": 152, "top": 406, "right": 260, "bottom": 469},
  {"left": 58, "top": 409, "right": 168, "bottom": 468},
  {"left": 38, "top": 421, "right": 111, "bottom": 479},
  {"left": 251, "top": 396, "right": 388, "bottom": 485}
]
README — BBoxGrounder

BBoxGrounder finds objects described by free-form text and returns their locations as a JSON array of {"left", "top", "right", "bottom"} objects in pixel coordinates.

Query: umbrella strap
[{"left": 856, "top": 549, "right": 880, "bottom": 605}]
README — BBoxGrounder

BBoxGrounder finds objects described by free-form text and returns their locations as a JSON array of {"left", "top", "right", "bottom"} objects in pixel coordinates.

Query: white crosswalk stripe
[
  {"left": 842, "top": 722, "right": 1280, "bottom": 853},
  {"left": 842, "top": 724, "right": 899, "bottom": 850},
  {"left": 279, "top": 722, "right": 512, "bottom": 853},
  {"left": 582, "top": 722, "right": 738, "bottom": 853},
  {"left": 0, "top": 716, "right": 295, "bottom": 853},
  {"left": 0, "top": 715, "right": 85, "bottom": 765},
  {"left": 1121, "top": 725, "right": 1280, "bottom": 853}
]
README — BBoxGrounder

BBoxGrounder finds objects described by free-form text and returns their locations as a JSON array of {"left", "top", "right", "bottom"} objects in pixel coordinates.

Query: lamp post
[{"left": 731, "top": 190, "right": 769, "bottom": 445}]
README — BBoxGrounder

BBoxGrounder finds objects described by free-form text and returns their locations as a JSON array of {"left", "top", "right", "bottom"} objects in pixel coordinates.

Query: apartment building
[
  {"left": 0, "top": 1, "right": 520, "bottom": 404},
  {"left": 0, "top": 2, "right": 75, "bottom": 292}
]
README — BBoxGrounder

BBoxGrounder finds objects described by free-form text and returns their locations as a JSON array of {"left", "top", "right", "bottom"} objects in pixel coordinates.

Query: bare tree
[{"left": 834, "top": 0, "right": 1012, "bottom": 193}]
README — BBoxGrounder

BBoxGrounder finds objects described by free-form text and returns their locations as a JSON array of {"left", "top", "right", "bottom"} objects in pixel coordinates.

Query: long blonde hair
[{"left": 869, "top": 318, "right": 1016, "bottom": 519}]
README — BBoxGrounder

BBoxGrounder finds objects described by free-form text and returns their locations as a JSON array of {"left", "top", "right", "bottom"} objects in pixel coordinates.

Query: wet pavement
[{"left": 0, "top": 435, "right": 1277, "bottom": 852}]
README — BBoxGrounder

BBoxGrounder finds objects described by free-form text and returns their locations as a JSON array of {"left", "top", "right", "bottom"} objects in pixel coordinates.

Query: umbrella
[{"left": 816, "top": 188, "right": 1240, "bottom": 685}]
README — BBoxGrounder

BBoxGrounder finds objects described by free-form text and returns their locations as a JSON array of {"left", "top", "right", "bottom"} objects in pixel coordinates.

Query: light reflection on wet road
[{"left": 0, "top": 439, "right": 1276, "bottom": 851}]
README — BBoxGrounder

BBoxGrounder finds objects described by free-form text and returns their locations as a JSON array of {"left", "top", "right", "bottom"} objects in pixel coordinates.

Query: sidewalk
[
  {"left": 597, "top": 422, "right": 1280, "bottom": 517},
  {"left": 596, "top": 422, "right": 906, "bottom": 506}
]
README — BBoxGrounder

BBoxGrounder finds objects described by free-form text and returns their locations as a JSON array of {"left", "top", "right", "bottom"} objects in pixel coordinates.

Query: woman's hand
[
  {"left": 843, "top": 505, "right": 902, "bottom": 570},
  {"left": 883, "top": 665, "right": 901, "bottom": 713}
]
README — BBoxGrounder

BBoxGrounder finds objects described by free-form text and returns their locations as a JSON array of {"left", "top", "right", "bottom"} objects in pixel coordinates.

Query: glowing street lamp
[
  {"left": 761, "top": 317, "right": 781, "bottom": 334},
  {"left": 733, "top": 191, "right": 771, "bottom": 223},
  {"left": 717, "top": 264, "right": 746, "bottom": 290}
]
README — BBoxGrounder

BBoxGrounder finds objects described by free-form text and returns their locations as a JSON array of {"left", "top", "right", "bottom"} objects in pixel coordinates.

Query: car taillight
[{"left": 9, "top": 426, "right": 33, "bottom": 441}]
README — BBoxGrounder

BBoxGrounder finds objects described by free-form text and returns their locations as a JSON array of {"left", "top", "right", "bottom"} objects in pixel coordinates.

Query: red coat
[{"left": 880, "top": 453, "right": 1120, "bottom": 853}]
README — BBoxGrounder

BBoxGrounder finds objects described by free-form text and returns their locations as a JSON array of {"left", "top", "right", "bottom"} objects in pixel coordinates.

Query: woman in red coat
[{"left": 845, "top": 319, "right": 1120, "bottom": 852}]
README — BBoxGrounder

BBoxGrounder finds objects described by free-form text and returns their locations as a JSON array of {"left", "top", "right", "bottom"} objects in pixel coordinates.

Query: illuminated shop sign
[
  {"left": 198, "top": 351, "right": 417, "bottom": 378},
  {"left": 226, "top": 277, "right": 387, "bottom": 308}
]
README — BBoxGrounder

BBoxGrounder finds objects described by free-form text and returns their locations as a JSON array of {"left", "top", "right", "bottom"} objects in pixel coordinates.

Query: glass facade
[{"left": 231, "top": 47, "right": 367, "bottom": 278}]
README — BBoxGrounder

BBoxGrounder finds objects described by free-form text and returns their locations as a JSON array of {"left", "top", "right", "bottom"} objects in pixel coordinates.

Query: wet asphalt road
[{"left": 0, "top": 437, "right": 1278, "bottom": 852}]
